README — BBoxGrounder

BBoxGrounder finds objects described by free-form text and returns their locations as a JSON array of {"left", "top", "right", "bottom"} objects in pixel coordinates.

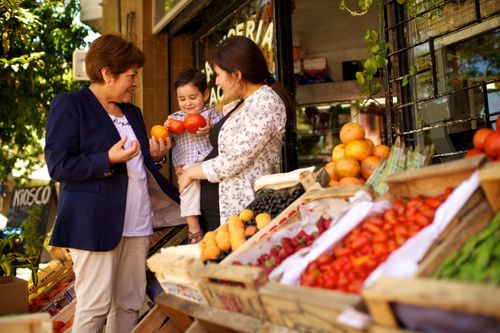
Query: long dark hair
[{"left": 209, "top": 36, "right": 295, "bottom": 117}]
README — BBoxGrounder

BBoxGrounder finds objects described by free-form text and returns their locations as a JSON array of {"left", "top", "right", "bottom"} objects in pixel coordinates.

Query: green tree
[{"left": 0, "top": 0, "right": 90, "bottom": 182}]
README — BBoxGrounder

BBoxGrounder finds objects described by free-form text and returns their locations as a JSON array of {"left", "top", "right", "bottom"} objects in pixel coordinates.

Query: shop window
[{"left": 384, "top": 0, "right": 499, "bottom": 161}]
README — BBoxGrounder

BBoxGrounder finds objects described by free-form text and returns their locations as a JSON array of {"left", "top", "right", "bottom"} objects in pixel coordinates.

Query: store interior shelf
[{"left": 296, "top": 80, "right": 360, "bottom": 105}]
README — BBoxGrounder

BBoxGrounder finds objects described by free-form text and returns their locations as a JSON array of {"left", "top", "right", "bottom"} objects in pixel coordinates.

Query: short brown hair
[{"left": 85, "top": 34, "right": 145, "bottom": 83}]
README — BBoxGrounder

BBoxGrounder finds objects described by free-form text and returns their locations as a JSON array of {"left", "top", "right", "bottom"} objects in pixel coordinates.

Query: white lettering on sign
[{"left": 12, "top": 186, "right": 51, "bottom": 207}]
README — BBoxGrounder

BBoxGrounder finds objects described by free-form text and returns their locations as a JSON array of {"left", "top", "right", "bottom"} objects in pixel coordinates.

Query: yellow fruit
[
  {"left": 198, "top": 241, "right": 206, "bottom": 250},
  {"left": 340, "top": 122, "right": 365, "bottom": 144},
  {"left": 255, "top": 212, "right": 272, "bottom": 230},
  {"left": 227, "top": 215, "right": 242, "bottom": 225},
  {"left": 218, "top": 224, "right": 228, "bottom": 233},
  {"left": 331, "top": 144, "right": 346, "bottom": 162},
  {"left": 239, "top": 209, "right": 254, "bottom": 222},
  {"left": 231, "top": 237, "right": 245, "bottom": 252},
  {"left": 205, "top": 238, "right": 217, "bottom": 246},
  {"left": 29, "top": 293, "right": 37, "bottom": 301},
  {"left": 204, "top": 245, "right": 221, "bottom": 260},
  {"left": 37, "top": 286, "right": 47, "bottom": 295},
  {"left": 344, "top": 140, "right": 373, "bottom": 161},
  {"left": 215, "top": 230, "right": 229, "bottom": 243},
  {"left": 334, "top": 157, "right": 361, "bottom": 179},
  {"left": 216, "top": 237, "right": 231, "bottom": 252},
  {"left": 364, "top": 138, "right": 375, "bottom": 150},
  {"left": 204, "top": 231, "right": 216, "bottom": 241}
]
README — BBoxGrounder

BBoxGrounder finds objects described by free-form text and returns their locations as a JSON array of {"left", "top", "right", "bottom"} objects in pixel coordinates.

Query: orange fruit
[
  {"left": 255, "top": 212, "right": 272, "bottom": 230},
  {"left": 473, "top": 128, "right": 494, "bottom": 150},
  {"left": 324, "top": 161, "right": 336, "bottom": 180},
  {"left": 361, "top": 156, "right": 381, "bottom": 180},
  {"left": 334, "top": 157, "right": 361, "bottom": 179},
  {"left": 331, "top": 144, "right": 346, "bottom": 162},
  {"left": 345, "top": 140, "right": 373, "bottom": 161},
  {"left": 373, "top": 144, "right": 390, "bottom": 159},
  {"left": 340, "top": 122, "right": 365, "bottom": 144},
  {"left": 364, "top": 138, "right": 375, "bottom": 150},
  {"left": 338, "top": 177, "right": 363, "bottom": 186},
  {"left": 150, "top": 125, "right": 169, "bottom": 142},
  {"left": 328, "top": 179, "right": 339, "bottom": 187},
  {"left": 244, "top": 225, "right": 257, "bottom": 237},
  {"left": 484, "top": 131, "right": 500, "bottom": 158}
]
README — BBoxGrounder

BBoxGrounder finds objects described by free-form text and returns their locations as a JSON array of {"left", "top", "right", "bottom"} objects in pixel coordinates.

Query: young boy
[{"left": 166, "top": 68, "right": 223, "bottom": 243}]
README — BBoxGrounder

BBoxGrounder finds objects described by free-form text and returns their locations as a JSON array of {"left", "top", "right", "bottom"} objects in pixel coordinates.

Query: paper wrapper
[{"left": 363, "top": 171, "right": 480, "bottom": 287}]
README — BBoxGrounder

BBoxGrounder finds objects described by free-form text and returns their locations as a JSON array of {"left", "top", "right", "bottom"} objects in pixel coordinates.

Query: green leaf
[
  {"left": 370, "top": 45, "right": 380, "bottom": 55},
  {"left": 356, "top": 71, "right": 366, "bottom": 85},
  {"left": 364, "top": 58, "right": 378, "bottom": 76},
  {"left": 409, "top": 65, "right": 418, "bottom": 76},
  {"left": 402, "top": 75, "right": 409, "bottom": 86}
]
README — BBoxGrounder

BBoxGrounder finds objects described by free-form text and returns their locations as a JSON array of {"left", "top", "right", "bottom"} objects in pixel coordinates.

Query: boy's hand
[
  {"left": 175, "top": 165, "right": 184, "bottom": 177},
  {"left": 196, "top": 118, "right": 211, "bottom": 135}
]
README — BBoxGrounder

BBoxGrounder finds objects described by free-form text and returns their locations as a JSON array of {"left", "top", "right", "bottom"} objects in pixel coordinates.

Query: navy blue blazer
[{"left": 45, "top": 86, "right": 180, "bottom": 251}]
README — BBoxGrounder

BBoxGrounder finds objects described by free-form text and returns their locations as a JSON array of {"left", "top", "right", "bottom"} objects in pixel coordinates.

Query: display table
[{"left": 154, "top": 293, "right": 293, "bottom": 333}]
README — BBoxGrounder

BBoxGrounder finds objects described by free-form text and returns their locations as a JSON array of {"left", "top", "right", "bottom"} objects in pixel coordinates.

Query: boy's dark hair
[{"left": 174, "top": 68, "right": 208, "bottom": 93}]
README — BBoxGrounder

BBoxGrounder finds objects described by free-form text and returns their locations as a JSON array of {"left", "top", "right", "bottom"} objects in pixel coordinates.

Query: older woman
[
  {"left": 45, "top": 34, "right": 181, "bottom": 332},
  {"left": 178, "top": 36, "right": 295, "bottom": 230}
]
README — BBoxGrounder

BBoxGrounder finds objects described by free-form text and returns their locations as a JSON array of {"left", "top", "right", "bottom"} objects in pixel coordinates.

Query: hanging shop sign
[{"left": 6, "top": 184, "right": 57, "bottom": 236}]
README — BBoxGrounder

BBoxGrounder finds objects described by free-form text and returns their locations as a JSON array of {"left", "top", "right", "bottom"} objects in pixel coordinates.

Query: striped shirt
[{"left": 170, "top": 107, "right": 223, "bottom": 167}]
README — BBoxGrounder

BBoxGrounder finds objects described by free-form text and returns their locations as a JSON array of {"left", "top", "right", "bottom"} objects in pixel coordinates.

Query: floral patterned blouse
[{"left": 201, "top": 85, "right": 286, "bottom": 224}]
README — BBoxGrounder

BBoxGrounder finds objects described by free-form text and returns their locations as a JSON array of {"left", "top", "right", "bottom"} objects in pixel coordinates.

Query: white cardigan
[{"left": 202, "top": 85, "right": 287, "bottom": 224}]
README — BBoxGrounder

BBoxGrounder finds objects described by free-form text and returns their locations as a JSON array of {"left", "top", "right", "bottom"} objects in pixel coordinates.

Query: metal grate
[{"left": 383, "top": 0, "right": 500, "bottom": 161}]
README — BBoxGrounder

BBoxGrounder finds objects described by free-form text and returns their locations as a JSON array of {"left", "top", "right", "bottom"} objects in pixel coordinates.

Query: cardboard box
[{"left": 0, "top": 275, "right": 29, "bottom": 315}]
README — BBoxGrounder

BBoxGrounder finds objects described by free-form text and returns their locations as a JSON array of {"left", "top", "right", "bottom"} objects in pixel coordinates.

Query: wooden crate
[
  {"left": 0, "top": 313, "right": 52, "bottom": 333},
  {"left": 198, "top": 264, "right": 269, "bottom": 320},
  {"left": 28, "top": 261, "right": 73, "bottom": 295},
  {"left": 363, "top": 157, "right": 498, "bottom": 330},
  {"left": 260, "top": 282, "right": 364, "bottom": 333},
  {"left": 363, "top": 277, "right": 500, "bottom": 328},
  {"left": 479, "top": 162, "right": 500, "bottom": 212},
  {"left": 382, "top": 155, "right": 485, "bottom": 200},
  {"left": 147, "top": 249, "right": 207, "bottom": 304}
]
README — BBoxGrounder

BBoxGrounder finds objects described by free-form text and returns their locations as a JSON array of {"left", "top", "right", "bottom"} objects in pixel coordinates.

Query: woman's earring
[{"left": 106, "top": 81, "right": 112, "bottom": 87}]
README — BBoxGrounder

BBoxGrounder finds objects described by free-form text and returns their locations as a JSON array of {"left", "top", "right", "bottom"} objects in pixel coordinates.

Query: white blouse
[
  {"left": 202, "top": 85, "right": 287, "bottom": 224},
  {"left": 109, "top": 114, "right": 153, "bottom": 236}
]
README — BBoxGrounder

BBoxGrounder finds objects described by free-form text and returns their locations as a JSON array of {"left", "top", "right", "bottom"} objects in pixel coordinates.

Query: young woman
[{"left": 178, "top": 36, "right": 295, "bottom": 230}]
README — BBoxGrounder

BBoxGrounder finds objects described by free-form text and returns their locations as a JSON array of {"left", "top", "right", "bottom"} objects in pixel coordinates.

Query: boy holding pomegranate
[{"left": 165, "top": 68, "right": 223, "bottom": 243}]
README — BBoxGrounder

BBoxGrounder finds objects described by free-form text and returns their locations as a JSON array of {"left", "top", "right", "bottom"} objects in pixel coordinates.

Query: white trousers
[
  {"left": 69, "top": 236, "right": 150, "bottom": 333},
  {"left": 179, "top": 163, "right": 201, "bottom": 217}
]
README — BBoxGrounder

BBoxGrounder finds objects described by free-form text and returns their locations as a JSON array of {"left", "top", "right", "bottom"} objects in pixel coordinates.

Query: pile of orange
[
  {"left": 465, "top": 118, "right": 500, "bottom": 161},
  {"left": 324, "top": 122, "right": 390, "bottom": 187}
]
